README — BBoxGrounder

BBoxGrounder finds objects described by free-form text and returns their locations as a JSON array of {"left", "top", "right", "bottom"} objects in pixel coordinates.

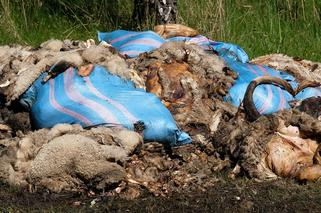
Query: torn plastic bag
[
  {"left": 19, "top": 65, "right": 191, "bottom": 146},
  {"left": 98, "top": 30, "right": 165, "bottom": 58}
]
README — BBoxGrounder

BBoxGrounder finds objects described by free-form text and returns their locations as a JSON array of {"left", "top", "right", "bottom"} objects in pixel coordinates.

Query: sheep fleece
[{"left": 0, "top": 124, "right": 142, "bottom": 192}]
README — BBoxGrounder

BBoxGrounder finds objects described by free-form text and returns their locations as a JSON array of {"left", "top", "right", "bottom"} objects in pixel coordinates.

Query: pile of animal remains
[{"left": 0, "top": 29, "right": 320, "bottom": 199}]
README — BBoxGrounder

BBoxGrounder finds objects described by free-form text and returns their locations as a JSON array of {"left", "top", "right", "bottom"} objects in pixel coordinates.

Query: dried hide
[
  {"left": 0, "top": 39, "right": 145, "bottom": 105},
  {"left": 154, "top": 24, "right": 199, "bottom": 38},
  {"left": 251, "top": 54, "right": 321, "bottom": 83},
  {"left": 131, "top": 41, "right": 236, "bottom": 140},
  {"left": 213, "top": 108, "right": 321, "bottom": 181},
  {"left": 295, "top": 97, "right": 321, "bottom": 120},
  {"left": 0, "top": 124, "right": 142, "bottom": 192},
  {"left": 0, "top": 108, "right": 31, "bottom": 139},
  {"left": 117, "top": 141, "right": 229, "bottom": 198}
]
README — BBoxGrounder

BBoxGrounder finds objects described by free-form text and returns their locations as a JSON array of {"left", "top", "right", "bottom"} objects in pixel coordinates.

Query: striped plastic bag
[
  {"left": 224, "top": 59, "right": 296, "bottom": 114},
  {"left": 225, "top": 82, "right": 294, "bottom": 115},
  {"left": 210, "top": 41, "right": 249, "bottom": 63},
  {"left": 98, "top": 30, "right": 250, "bottom": 63},
  {"left": 21, "top": 65, "right": 191, "bottom": 146},
  {"left": 98, "top": 30, "right": 165, "bottom": 58}
]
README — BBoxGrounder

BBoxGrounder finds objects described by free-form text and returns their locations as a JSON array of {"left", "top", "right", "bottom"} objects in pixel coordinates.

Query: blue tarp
[{"left": 21, "top": 65, "right": 191, "bottom": 146}]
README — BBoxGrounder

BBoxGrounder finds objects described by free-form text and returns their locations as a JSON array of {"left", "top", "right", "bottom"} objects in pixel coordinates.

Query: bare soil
[{"left": 1, "top": 178, "right": 321, "bottom": 212}]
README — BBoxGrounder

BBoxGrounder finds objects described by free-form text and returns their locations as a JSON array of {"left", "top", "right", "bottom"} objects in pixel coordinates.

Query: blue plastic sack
[
  {"left": 21, "top": 65, "right": 191, "bottom": 146},
  {"left": 97, "top": 30, "right": 320, "bottom": 115},
  {"left": 98, "top": 30, "right": 166, "bottom": 58},
  {"left": 225, "top": 59, "right": 297, "bottom": 85},
  {"left": 225, "top": 82, "right": 294, "bottom": 114},
  {"left": 224, "top": 59, "right": 295, "bottom": 114},
  {"left": 98, "top": 30, "right": 249, "bottom": 63}
]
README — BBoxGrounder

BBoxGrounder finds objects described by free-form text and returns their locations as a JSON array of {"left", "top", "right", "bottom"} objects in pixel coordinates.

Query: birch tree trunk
[{"left": 133, "top": 0, "right": 177, "bottom": 25}]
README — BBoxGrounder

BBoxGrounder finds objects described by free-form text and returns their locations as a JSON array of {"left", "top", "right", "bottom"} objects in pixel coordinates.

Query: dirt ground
[{"left": 1, "top": 177, "right": 321, "bottom": 212}]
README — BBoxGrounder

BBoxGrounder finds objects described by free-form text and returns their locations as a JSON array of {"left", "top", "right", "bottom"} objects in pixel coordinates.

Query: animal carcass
[
  {"left": 132, "top": 41, "right": 237, "bottom": 141},
  {"left": 214, "top": 77, "right": 321, "bottom": 181}
]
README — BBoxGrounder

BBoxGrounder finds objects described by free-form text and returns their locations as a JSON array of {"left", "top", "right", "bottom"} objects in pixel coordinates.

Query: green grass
[{"left": 0, "top": 0, "right": 320, "bottom": 61}]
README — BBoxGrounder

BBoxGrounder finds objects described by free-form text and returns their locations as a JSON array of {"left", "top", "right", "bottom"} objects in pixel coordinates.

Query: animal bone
[{"left": 242, "top": 76, "right": 296, "bottom": 121}]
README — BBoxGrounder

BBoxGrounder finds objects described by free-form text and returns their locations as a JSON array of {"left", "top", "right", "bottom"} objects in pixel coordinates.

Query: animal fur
[
  {"left": 0, "top": 39, "right": 145, "bottom": 105},
  {"left": 213, "top": 108, "right": 321, "bottom": 180},
  {"left": 131, "top": 41, "right": 236, "bottom": 141},
  {"left": 251, "top": 54, "right": 321, "bottom": 83},
  {"left": 0, "top": 124, "right": 142, "bottom": 192},
  {"left": 1, "top": 37, "right": 321, "bottom": 195}
]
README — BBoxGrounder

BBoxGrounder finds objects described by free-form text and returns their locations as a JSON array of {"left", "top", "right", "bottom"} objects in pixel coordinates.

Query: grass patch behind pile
[{"left": 0, "top": 0, "right": 320, "bottom": 61}]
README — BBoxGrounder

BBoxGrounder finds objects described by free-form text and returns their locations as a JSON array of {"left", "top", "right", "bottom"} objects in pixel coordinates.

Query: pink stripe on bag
[
  {"left": 84, "top": 77, "right": 138, "bottom": 123},
  {"left": 246, "top": 64, "right": 260, "bottom": 76},
  {"left": 276, "top": 87, "right": 286, "bottom": 110},
  {"left": 110, "top": 32, "right": 144, "bottom": 44},
  {"left": 189, "top": 36, "right": 209, "bottom": 44},
  {"left": 120, "top": 38, "right": 163, "bottom": 48},
  {"left": 257, "top": 85, "right": 273, "bottom": 114},
  {"left": 64, "top": 68, "right": 120, "bottom": 125},
  {"left": 49, "top": 79, "right": 92, "bottom": 126},
  {"left": 256, "top": 65, "right": 286, "bottom": 111},
  {"left": 247, "top": 64, "right": 274, "bottom": 114}
]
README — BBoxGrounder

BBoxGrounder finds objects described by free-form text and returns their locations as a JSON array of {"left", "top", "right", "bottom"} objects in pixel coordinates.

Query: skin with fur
[
  {"left": 251, "top": 54, "right": 321, "bottom": 83},
  {"left": 0, "top": 124, "right": 142, "bottom": 192},
  {"left": 132, "top": 41, "right": 235, "bottom": 142},
  {"left": 0, "top": 40, "right": 145, "bottom": 105}
]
